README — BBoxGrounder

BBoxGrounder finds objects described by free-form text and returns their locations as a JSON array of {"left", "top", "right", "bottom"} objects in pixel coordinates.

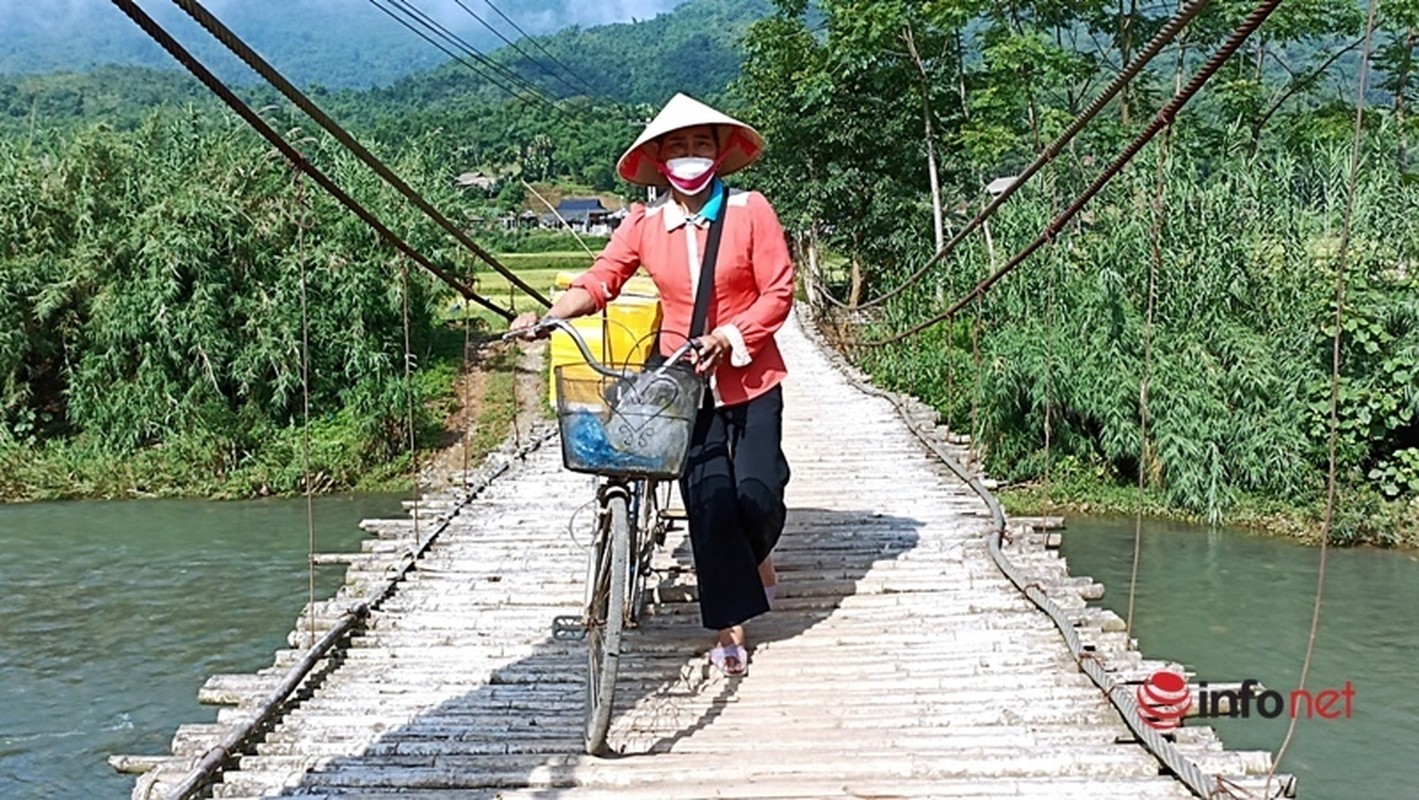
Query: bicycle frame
[{"left": 507, "top": 318, "right": 692, "bottom": 755}]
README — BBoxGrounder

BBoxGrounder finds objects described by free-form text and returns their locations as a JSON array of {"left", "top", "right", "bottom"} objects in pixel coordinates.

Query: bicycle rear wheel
[{"left": 584, "top": 486, "right": 629, "bottom": 755}]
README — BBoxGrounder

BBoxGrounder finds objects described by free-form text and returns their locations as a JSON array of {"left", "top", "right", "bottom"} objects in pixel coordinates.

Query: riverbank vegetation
[
  {"left": 0, "top": 112, "right": 549, "bottom": 501},
  {"left": 0, "top": 0, "right": 700, "bottom": 502},
  {"left": 3, "top": 0, "right": 1415, "bottom": 548},
  {"left": 737, "top": 0, "right": 1418, "bottom": 546}
]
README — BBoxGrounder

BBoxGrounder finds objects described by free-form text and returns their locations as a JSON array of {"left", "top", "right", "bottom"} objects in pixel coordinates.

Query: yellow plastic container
[{"left": 547, "top": 271, "right": 662, "bottom": 406}]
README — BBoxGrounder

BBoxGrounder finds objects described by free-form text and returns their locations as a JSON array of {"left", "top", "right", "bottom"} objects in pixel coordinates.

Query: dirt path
[{"left": 420, "top": 338, "right": 548, "bottom": 491}]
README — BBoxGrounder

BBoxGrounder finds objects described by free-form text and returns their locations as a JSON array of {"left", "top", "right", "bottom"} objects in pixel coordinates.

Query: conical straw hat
[{"left": 617, "top": 93, "right": 765, "bottom": 187}]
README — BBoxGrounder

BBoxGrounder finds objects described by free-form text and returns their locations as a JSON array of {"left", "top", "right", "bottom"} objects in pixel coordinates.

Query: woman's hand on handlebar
[
  {"left": 507, "top": 287, "right": 598, "bottom": 341},
  {"left": 507, "top": 311, "right": 553, "bottom": 341},
  {"left": 689, "top": 332, "right": 730, "bottom": 376}
]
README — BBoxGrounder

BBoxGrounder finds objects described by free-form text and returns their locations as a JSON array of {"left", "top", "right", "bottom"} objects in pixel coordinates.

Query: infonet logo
[
  {"left": 1136, "top": 670, "right": 1192, "bottom": 730},
  {"left": 1137, "top": 670, "right": 1356, "bottom": 730}
]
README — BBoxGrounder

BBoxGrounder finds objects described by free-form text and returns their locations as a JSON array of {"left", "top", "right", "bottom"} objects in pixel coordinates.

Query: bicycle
[{"left": 506, "top": 318, "right": 702, "bottom": 755}]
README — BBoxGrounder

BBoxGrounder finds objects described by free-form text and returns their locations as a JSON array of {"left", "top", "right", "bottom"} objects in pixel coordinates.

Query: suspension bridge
[
  {"left": 111, "top": 312, "right": 1293, "bottom": 799},
  {"left": 89, "top": 0, "right": 1381, "bottom": 794}
]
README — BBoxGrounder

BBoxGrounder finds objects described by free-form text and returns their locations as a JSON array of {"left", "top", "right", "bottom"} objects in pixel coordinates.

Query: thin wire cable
[
  {"left": 862, "top": 0, "right": 1287, "bottom": 348},
  {"left": 401, "top": 260, "right": 422, "bottom": 543},
  {"left": 518, "top": 180, "right": 610, "bottom": 364},
  {"left": 522, "top": 180, "right": 596, "bottom": 258},
  {"left": 447, "top": 0, "right": 588, "bottom": 98},
  {"left": 1042, "top": 174, "right": 1059, "bottom": 506},
  {"left": 167, "top": 0, "right": 554, "bottom": 309},
  {"left": 378, "top": 0, "right": 566, "bottom": 114},
  {"left": 970, "top": 297, "right": 982, "bottom": 446},
  {"left": 296, "top": 177, "right": 318, "bottom": 651},
  {"left": 111, "top": 0, "right": 516, "bottom": 320},
  {"left": 511, "top": 331, "right": 526, "bottom": 454},
  {"left": 482, "top": 0, "right": 600, "bottom": 96},
  {"left": 394, "top": 0, "right": 542, "bottom": 91},
  {"left": 1127, "top": 127, "right": 1170, "bottom": 640},
  {"left": 843, "top": 0, "right": 1211, "bottom": 313},
  {"left": 461, "top": 302, "right": 473, "bottom": 487},
  {"left": 368, "top": 0, "right": 546, "bottom": 110},
  {"left": 1266, "top": 0, "right": 1380, "bottom": 791}
]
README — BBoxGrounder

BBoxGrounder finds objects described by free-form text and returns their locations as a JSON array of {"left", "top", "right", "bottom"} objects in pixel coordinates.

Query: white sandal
[{"left": 709, "top": 642, "right": 748, "bottom": 676}]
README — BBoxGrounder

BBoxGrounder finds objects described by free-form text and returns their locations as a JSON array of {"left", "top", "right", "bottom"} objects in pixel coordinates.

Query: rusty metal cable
[
  {"left": 373, "top": 0, "right": 569, "bottom": 117},
  {"left": 295, "top": 177, "right": 319, "bottom": 651},
  {"left": 836, "top": 0, "right": 1212, "bottom": 313},
  {"left": 1265, "top": 0, "right": 1380, "bottom": 792},
  {"left": 861, "top": 0, "right": 1286, "bottom": 348},
  {"left": 168, "top": 0, "right": 554, "bottom": 310},
  {"left": 108, "top": 0, "right": 517, "bottom": 320},
  {"left": 1126, "top": 125, "right": 1170, "bottom": 640}
]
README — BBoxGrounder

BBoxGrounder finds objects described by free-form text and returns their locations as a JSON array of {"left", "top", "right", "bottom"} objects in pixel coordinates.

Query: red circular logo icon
[{"left": 1136, "top": 670, "right": 1193, "bottom": 730}]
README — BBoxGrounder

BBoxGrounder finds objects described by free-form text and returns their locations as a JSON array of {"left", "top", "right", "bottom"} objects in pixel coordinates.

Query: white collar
[{"left": 660, "top": 198, "right": 713, "bottom": 232}]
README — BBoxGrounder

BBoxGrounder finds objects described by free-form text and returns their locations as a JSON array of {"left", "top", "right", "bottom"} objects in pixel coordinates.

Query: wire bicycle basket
[{"left": 555, "top": 361, "right": 703, "bottom": 480}]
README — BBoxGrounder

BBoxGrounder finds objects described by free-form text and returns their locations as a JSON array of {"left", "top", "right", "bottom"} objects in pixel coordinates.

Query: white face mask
[
  {"left": 666, "top": 156, "right": 714, "bottom": 180},
  {"left": 664, "top": 156, "right": 717, "bottom": 195}
]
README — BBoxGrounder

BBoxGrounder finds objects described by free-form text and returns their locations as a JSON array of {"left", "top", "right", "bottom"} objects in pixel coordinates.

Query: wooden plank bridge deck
[{"left": 119, "top": 312, "right": 1289, "bottom": 799}]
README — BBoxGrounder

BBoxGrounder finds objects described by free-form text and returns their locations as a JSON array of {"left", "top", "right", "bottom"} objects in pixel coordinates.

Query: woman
[{"left": 512, "top": 93, "right": 794, "bottom": 676}]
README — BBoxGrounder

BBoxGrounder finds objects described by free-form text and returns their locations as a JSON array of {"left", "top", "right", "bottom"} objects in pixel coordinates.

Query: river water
[
  {"left": 1060, "top": 516, "right": 1419, "bottom": 799},
  {"left": 0, "top": 494, "right": 399, "bottom": 799},
  {"left": 1, "top": 501, "right": 1414, "bottom": 798}
]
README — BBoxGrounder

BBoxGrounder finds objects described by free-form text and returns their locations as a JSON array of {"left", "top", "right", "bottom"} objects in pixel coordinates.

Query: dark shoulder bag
[{"left": 646, "top": 196, "right": 727, "bottom": 366}]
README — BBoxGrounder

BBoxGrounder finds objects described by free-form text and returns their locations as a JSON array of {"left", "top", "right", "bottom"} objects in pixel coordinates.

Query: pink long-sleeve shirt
[{"left": 571, "top": 186, "right": 794, "bottom": 407}]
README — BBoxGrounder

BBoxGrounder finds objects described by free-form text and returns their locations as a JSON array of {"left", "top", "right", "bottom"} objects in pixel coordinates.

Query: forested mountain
[
  {"left": 0, "top": 0, "right": 772, "bottom": 127},
  {"left": 0, "top": 0, "right": 697, "bottom": 89},
  {"left": 3, "top": 0, "right": 1414, "bottom": 540},
  {"left": 509, "top": 0, "right": 774, "bottom": 103}
]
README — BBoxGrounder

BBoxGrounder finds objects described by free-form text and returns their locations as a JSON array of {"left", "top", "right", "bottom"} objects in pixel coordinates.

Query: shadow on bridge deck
[{"left": 243, "top": 507, "right": 923, "bottom": 796}]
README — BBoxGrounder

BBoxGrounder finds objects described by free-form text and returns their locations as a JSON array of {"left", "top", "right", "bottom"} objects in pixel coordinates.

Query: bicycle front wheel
[
  {"left": 626, "top": 479, "right": 659, "bottom": 626},
  {"left": 585, "top": 486, "right": 629, "bottom": 755}
]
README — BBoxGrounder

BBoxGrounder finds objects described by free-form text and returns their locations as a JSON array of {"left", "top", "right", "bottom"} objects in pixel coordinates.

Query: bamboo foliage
[
  {"left": 0, "top": 111, "right": 463, "bottom": 491},
  {"left": 860, "top": 143, "right": 1417, "bottom": 540}
]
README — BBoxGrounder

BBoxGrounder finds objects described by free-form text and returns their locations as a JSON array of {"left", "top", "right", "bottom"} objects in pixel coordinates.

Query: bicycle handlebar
[{"left": 503, "top": 317, "right": 700, "bottom": 378}]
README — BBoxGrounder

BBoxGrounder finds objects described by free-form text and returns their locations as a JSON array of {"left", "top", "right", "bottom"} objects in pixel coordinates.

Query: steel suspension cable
[
  {"left": 367, "top": 0, "right": 544, "bottom": 111},
  {"left": 845, "top": 0, "right": 1211, "bottom": 312},
  {"left": 461, "top": 305, "right": 473, "bottom": 486},
  {"left": 168, "top": 0, "right": 555, "bottom": 309},
  {"left": 109, "top": 0, "right": 516, "bottom": 321},
  {"left": 1266, "top": 0, "right": 1380, "bottom": 792},
  {"left": 377, "top": 0, "right": 568, "bottom": 115},
  {"left": 861, "top": 0, "right": 1287, "bottom": 348},
  {"left": 447, "top": 0, "right": 588, "bottom": 98},
  {"left": 481, "top": 0, "right": 600, "bottom": 96}
]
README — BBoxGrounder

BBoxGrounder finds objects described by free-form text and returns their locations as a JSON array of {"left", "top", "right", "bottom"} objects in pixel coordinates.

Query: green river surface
[
  {"left": 0, "top": 501, "right": 1415, "bottom": 798},
  {"left": 1059, "top": 517, "right": 1419, "bottom": 799},
  {"left": 0, "top": 494, "right": 400, "bottom": 799}
]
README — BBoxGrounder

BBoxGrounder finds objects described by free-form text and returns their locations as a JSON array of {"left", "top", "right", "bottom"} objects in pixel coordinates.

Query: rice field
[{"left": 467, "top": 252, "right": 594, "bottom": 307}]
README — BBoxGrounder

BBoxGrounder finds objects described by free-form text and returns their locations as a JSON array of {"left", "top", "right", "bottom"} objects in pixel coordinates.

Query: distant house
[
  {"left": 548, "top": 197, "right": 620, "bottom": 236},
  {"left": 455, "top": 171, "right": 497, "bottom": 192}
]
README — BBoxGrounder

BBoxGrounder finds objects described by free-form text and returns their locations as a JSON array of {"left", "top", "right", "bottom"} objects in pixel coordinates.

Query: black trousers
[{"left": 678, "top": 385, "right": 791, "bottom": 631}]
